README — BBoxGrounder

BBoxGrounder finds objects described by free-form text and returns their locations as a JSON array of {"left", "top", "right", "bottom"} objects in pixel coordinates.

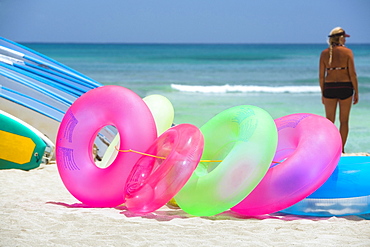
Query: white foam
[{"left": 171, "top": 84, "right": 321, "bottom": 94}]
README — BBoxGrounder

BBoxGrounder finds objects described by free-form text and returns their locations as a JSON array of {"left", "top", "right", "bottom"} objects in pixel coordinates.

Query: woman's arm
[
  {"left": 319, "top": 51, "right": 326, "bottom": 103},
  {"left": 348, "top": 50, "right": 359, "bottom": 104}
]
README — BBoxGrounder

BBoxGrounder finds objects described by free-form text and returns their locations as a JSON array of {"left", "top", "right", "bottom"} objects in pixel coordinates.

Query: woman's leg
[
  {"left": 323, "top": 97, "right": 338, "bottom": 123},
  {"left": 338, "top": 97, "right": 353, "bottom": 152}
]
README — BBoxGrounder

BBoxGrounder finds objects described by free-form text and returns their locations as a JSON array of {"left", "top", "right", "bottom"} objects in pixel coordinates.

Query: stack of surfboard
[{"left": 0, "top": 37, "right": 109, "bottom": 169}]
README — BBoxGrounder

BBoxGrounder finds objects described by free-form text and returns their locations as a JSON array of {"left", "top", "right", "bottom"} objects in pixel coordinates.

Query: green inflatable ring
[{"left": 174, "top": 105, "right": 278, "bottom": 216}]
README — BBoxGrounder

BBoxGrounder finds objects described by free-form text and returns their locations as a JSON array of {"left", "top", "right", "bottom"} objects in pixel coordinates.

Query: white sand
[{"left": 1, "top": 162, "right": 370, "bottom": 247}]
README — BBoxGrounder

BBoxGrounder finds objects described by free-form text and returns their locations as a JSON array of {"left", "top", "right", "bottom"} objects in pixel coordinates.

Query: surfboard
[
  {"left": 0, "top": 60, "right": 70, "bottom": 143},
  {"left": 280, "top": 156, "right": 370, "bottom": 216},
  {"left": 0, "top": 111, "right": 47, "bottom": 170},
  {"left": 0, "top": 37, "right": 122, "bottom": 160},
  {"left": 0, "top": 37, "right": 103, "bottom": 145},
  {"left": 0, "top": 110, "right": 55, "bottom": 163},
  {"left": 0, "top": 37, "right": 101, "bottom": 89}
]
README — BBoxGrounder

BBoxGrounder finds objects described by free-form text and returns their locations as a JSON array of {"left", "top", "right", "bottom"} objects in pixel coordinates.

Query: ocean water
[{"left": 25, "top": 43, "right": 370, "bottom": 153}]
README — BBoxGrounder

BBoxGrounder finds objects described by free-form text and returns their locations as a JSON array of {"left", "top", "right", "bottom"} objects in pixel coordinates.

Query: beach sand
[{"left": 1, "top": 159, "right": 370, "bottom": 247}]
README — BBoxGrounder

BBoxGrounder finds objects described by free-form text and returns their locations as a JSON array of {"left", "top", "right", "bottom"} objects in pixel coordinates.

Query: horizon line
[{"left": 17, "top": 41, "right": 370, "bottom": 45}]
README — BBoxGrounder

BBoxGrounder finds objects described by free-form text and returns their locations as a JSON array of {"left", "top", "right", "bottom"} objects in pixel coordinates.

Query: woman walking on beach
[{"left": 319, "top": 27, "right": 359, "bottom": 153}]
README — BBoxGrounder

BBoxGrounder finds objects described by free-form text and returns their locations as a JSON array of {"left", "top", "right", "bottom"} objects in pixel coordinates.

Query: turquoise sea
[{"left": 25, "top": 43, "right": 370, "bottom": 153}]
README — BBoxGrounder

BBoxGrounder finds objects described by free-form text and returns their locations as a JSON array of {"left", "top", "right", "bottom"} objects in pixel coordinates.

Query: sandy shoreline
[
  {"left": 1, "top": 157, "right": 370, "bottom": 246},
  {"left": 342, "top": 152, "right": 370, "bottom": 156}
]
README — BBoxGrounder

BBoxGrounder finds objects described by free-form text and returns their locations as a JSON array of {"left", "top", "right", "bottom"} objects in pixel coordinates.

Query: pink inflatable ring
[
  {"left": 56, "top": 86, "right": 156, "bottom": 207},
  {"left": 125, "top": 123, "right": 204, "bottom": 214},
  {"left": 232, "top": 113, "right": 342, "bottom": 215}
]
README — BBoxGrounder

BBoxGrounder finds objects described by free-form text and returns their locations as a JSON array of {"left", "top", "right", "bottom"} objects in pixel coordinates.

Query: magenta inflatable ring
[
  {"left": 56, "top": 86, "right": 156, "bottom": 207},
  {"left": 232, "top": 113, "right": 342, "bottom": 215}
]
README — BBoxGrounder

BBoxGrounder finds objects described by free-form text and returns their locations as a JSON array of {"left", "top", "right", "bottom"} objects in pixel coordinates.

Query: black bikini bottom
[{"left": 323, "top": 82, "right": 354, "bottom": 100}]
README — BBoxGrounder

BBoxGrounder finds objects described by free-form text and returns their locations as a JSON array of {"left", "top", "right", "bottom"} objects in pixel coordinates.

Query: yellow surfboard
[{"left": 0, "top": 111, "right": 46, "bottom": 170}]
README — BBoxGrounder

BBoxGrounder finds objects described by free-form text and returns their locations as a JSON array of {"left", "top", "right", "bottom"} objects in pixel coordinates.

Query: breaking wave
[{"left": 171, "top": 84, "right": 321, "bottom": 94}]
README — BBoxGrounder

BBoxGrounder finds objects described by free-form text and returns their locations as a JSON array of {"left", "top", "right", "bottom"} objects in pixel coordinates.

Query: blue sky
[{"left": 1, "top": 0, "right": 369, "bottom": 44}]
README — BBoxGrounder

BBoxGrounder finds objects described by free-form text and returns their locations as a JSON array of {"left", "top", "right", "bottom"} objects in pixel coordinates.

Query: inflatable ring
[
  {"left": 281, "top": 156, "right": 370, "bottom": 216},
  {"left": 143, "top": 94, "right": 174, "bottom": 136},
  {"left": 56, "top": 85, "right": 156, "bottom": 207},
  {"left": 232, "top": 113, "right": 342, "bottom": 215},
  {"left": 99, "top": 94, "right": 174, "bottom": 168},
  {"left": 125, "top": 124, "right": 204, "bottom": 214},
  {"left": 174, "top": 105, "right": 278, "bottom": 216}
]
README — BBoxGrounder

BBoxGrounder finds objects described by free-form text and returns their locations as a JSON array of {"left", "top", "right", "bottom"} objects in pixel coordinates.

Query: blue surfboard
[
  {"left": 0, "top": 37, "right": 102, "bottom": 142},
  {"left": 0, "top": 37, "right": 116, "bottom": 160},
  {"left": 281, "top": 156, "right": 370, "bottom": 216}
]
